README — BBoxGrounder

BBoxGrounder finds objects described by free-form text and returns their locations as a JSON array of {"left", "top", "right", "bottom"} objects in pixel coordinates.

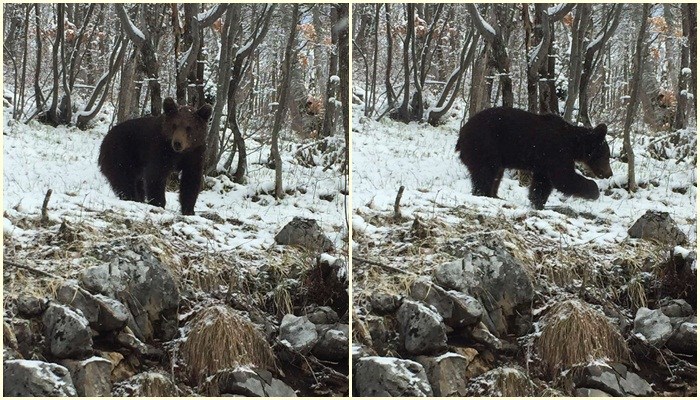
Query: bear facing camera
[
  {"left": 455, "top": 107, "right": 613, "bottom": 210},
  {"left": 98, "top": 97, "right": 213, "bottom": 215}
]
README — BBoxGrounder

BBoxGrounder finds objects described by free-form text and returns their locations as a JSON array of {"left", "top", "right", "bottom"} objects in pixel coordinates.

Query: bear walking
[
  {"left": 455, "top": 107, "right": 612, "bottom": 209},
  {"left": 98, "top": 98, "right": 213, "bottom": 215}
]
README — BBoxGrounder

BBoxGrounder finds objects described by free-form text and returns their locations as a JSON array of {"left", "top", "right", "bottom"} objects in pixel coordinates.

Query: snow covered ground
[
  {"left": 3, "top": 111, "right": 348, "bottom": 258},
  {"left": 352, "top": 103, "right": 696, "bottom": 251}
]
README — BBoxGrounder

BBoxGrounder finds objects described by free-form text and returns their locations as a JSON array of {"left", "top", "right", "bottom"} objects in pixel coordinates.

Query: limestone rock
[
  {"left": 42, "top": 304, "right": 93, "bottom": 359},
  {"left": 279, "top": 314, "right": 318, "bottom": 354},
  {"left": 3, "top": 360, "right": 77, "bottom": 396},
  {"left": 274, "top": 217, "right": 333, "bottom": 252},
  {"left": 628, "top": 210, "right": 687, "bottom": 246},
  {"left": 396, "top": 299, "right": 447, "bottom": 355},
  {"left": 354, "top": 356, "right": 432, "bottom": 397}
]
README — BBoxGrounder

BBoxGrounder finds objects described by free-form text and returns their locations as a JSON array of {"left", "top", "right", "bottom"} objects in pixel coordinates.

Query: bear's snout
[{"left": 171, "top": 130, "right": 189, "bottom": 153}]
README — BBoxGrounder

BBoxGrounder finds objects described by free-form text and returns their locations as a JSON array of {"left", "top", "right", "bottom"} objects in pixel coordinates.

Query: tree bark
[
  {"left": 673, "top": 3, "right": 691, "bottom": 130},
  {"left": 384, "top": 3, "right": 396, "bottom": 109},
  {"left": 321, "top": 6, "right": 339, "bottom": 136},
  {"left": 563, "top": 4, "right": 592, "bottom": 120},
  {"left": 337, "top": 4, "right": 350, "bottom": 173},
  {"left": 623, "top": 4, "right": 651, "bottom": 193},
  {"left": 578, "top": 4, "right": 622, "bottom": 126},
  {"left": 396, "top": 3, "right": 414, "bottom": 122},
  {"left": 270, "top": 4, "right": 300, "bottom": 199}
]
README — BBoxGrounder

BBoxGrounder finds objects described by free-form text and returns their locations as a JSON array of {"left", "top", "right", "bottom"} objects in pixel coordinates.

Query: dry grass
[
  {"left": 536, "top": 299, "right": 630, "bottom": 378},
  {"left": 135, "top": 372, "right": 178, "bottom": 396},
  {"left": 180, "top": 305, "right": 275, "bottom": 384}
]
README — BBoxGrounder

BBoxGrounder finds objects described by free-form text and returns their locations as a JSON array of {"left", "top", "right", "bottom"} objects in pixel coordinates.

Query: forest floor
[
  {"left": 3, "top": 108, "right": 349, "bottom": 396},
  {"left": 351, "top": 101, "right": 696, "bottom": 396}
]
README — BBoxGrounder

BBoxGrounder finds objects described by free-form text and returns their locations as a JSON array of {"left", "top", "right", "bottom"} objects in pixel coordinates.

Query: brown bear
[
  {"left": 455, "top": 107, "right": 612, "bottom": 209},
  {"left": 98, "top": 98, "right": 213, "bottom": 215}
]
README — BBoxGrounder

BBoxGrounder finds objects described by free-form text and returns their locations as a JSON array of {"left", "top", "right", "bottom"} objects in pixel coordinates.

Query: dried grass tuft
[
  {"left": 536, "top": 299, "right": 630, "bottom": 378},
  {"left": 181, "top": 305, "right": 275, "bottom": 384},
  {"left": 136, "top": 372, "right": 178, "bottom": 397}
]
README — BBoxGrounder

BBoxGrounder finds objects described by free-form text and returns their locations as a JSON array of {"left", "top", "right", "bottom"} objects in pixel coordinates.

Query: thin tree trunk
[
  {"left": 563, "top": 4, "right": 592, "bottom": 121},
  {"left": 396, "top": 3, "right": 414, "bottom": 122},
  {"left": 337, "top": 4, "right": 350, "bottom": 173},
  {"left": 673, "top": 3, "right": 691, "bottom": 130},
  {"left": 623, "top": 4, "right": 651, "bottom": 193},
  {"left": 270, "top": 4, "right": 300, "bottom": 199},
  {"left": 321, "top": 6, "right": 339, "bottom": 136},
  {"left": 32, "top": 4, "right": 45, "bottom": 119},
  {"left": 384, "top": 3, "right": 396, "bottom": 109}
]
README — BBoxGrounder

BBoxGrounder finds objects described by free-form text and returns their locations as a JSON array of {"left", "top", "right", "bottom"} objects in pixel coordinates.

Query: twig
[
  {"left": 41, "top": 188, "right": 53, "bottom": 224},
  {"left": 393, "top": 185, "right": 405, "bottom": 220},
  {"left": 4, "top": 259, "right": 61, "bottom": 279},
  {"left": 352, "top": 256, "right": 416, "bottom": 276}
]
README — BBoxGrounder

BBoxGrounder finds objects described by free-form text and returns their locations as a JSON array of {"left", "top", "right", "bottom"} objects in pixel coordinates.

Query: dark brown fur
[
  {"left": 455, "top": 107, "right": 612, "bottom": 209},
  {"left": 98, "top": 98, "right": 212, "bottom": 215}
]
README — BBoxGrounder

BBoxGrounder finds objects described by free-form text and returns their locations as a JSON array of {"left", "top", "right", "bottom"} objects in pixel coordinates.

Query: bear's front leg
[
  {"left": 143, "top": 167, "right": 168, "bottom": 208},
  {"left": 549, "top": 167, "right": 600, "bottom": 200},
  {"left": 178, "top": 155, "right": 204, "bottom": 215}
]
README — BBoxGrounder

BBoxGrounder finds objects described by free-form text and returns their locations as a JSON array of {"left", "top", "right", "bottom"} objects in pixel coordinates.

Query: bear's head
[
  {"left": 583, "top": 124, "right": 613, "bottom": 179},
  {"left": 162, "top": 97, "right": 213, "bottom": 153}
]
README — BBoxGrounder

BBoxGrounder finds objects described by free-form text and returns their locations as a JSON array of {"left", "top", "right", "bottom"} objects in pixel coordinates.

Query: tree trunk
[
  {"left": 384, "top": 3, "right": 396, "bottom": 109},
  {"left": 563, "top": 4, "right": 592, "bottom": 121},
  {"left": 623, "top": 4, "right": 651, "bottom": 193},
  {"left": 337, "top": 4, "right": 350, "bottom": 173},
  {"left": 396, "top": 3, "right": 414, "bottom": 122},
  {"left": 321, "top": 6, "right": 339, "bottom": 137},
  {"left": 270, "top": 4, "right": 300, "bottom": 199},
  {"left": 579, "top": 4, "right": 622, "bottom": 126},
  {"left": 673, "top": 3, "right": 691, "bottom": 130}
]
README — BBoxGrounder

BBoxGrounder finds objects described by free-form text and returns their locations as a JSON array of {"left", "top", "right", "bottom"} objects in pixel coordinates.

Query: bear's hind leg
[
  {"left": 528, "top": 171, "right": 553, "bottom": 210},
  {"left": 469, "top": 165, "right": 501, "bottom": 198}
]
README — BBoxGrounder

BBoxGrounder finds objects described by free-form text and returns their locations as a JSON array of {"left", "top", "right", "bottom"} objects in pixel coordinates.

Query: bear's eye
[{"left": 172, "top": 123, "right": 177, "bottom": 130}]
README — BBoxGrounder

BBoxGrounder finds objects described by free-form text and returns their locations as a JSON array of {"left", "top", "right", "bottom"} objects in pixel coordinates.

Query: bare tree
[
  {"left": 395, "top": 3, "right": 415, "bottom": 121},
  {"left": 578, "top": 4, "right": 622, "bottom": 127},
  {"left": 468, "top": 3, "right": 514, "bottom": 108},
  {"left": 337, "top": 4, "right": 350, "bottom": 172},
  {"left": 673, "top": 3, "right": 692, "bottom": 130},
  {"left": 116, "top": 4, "right": 163, "bottom": 116},
  {"left": 270, "top": 4, "right": 301, "bottom": 199},
  {"left": 563, "top": 4, "right": 592, "bottom": 120},
  {"left": 622, "top": 4, "right": 652, "bottom": 193}
]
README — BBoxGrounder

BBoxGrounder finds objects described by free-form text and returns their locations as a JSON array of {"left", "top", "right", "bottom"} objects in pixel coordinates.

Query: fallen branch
[
  {"left": 352, "top": 256, "right": 415, "bottom": 276},
  {"left": 4, "top": 259, "right": 61, "bottom": 280}
]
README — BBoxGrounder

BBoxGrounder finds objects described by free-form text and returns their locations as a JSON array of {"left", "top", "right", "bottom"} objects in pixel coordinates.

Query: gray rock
[
  {"left": 3, "top": 359, "right": 77, "bottom": 396},
  {"left": 354, "top": 356, "right": 432, "bottom": 396},
  {"left": 396, "top": 299, "right": 447, "bottom": 355},
  {"left": 208, "top": 367, "right": 296, "bottom": 397},
  {"left": 93, "top": 294, "right": 131, "bottom": 331},
  {"left": 415, "top": 353, "right": 467, "bottom": 396},
  {"left": 618, "top": 369, "right": 653, "bottom": 396},
  {"left": 307, "top": 306, "right": 339, "bottom": 325},
  {"left": 16, "top": 295, "right": 46, "bottom": 317},
  {"left": 61, "top": 357, "right": 112, "bottom": 396},
  {"left": 434, "top": 236, "right": 534, "bottom": 336},
  {"left": 366, "top": 315, "right": 391, "bottom": 354},
  {"left": 628, "top": 210, "right": 688, "bottom": 246},
  {"left": 369, "top": 292, "right": 402, "bottom": 315},
  {"left": 42, "top": 304, "right": 93, "bottom": 359},
  {"left": 667, "top": 321, "right": 697, "bottom": 355},
  {"left": 80, "top": 244, "right": 179, "bottom": 341},
  {"left": 274, "top": 217, "right": 334, "bottom": 252},
  {"left": 279, "top": 314, "right": 318, "bottom": 354},
  {"left": 409, "top": 278, "right": 484, "bottom": 328},
  {"left": 633, "top": 307, "right": 673, "bottom": 346},
  {"left": 658, "top": 299, "right": 694, "bottom": 318},
  {"left": 313, "top": 325, "right": 349, "bottom": 361},
  {"left": 56, "top": 284, "right": 130, "bottom": 332},
  {"left": 575, "top": 388, "right": 612, "bottom": 396}
]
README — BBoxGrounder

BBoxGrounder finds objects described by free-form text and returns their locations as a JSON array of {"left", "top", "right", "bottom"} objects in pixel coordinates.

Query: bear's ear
[
  {"left": 593, "top": 123, "right": 607, "bottom": 138},
  {"left": 197, "top": 104, "right": 213, "bottom": 122},
  {"left": 163, "top": 98, "right": 178, "bottom": 115}
]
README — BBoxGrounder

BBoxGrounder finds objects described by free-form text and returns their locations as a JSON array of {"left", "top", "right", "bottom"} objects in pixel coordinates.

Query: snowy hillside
[
  {"left": 352, "top": 105, "right": 695, "bottom": 250},
  {"left": 3, "top": 118, "right": 348, "bottom": 255}
]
